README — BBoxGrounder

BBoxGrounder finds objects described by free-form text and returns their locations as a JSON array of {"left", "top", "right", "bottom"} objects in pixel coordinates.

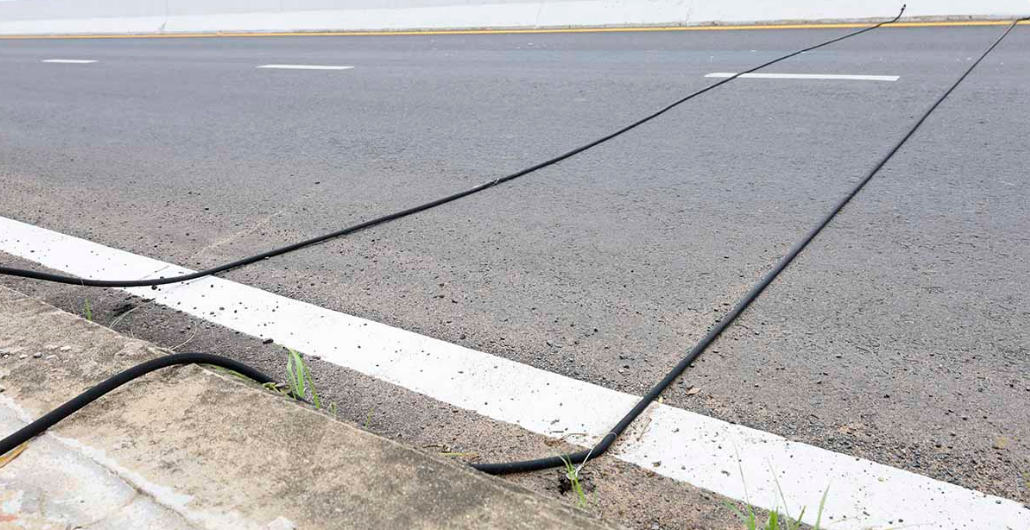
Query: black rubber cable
[
  {"left": 0, "top": 18, "right": 1022, "bottom": 467},
  {"left": 0, "top": 353, "right": 275, "bottom": 456},
  {"left": 0, "top": 5, "right": 914, "bottom": 460},
  {"left": 21, "top": 6, "right": 1025, "bottom": 474},
  {"left": 470, "top": 16, "right": 1029, "bottom": 474},
  {"left": 0, "top": 7, "right": 906, "bottom": 288}
]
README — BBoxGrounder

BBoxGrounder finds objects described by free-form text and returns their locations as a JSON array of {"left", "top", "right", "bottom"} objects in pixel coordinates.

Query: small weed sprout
[
  {"left": 724, "top": 437, "right": 828, "bottom": 530},
  {"left": 364, "top": 405, "right": 376, "bottom": 430},
  {"left": 559, "top": 455, "right": 589, "bottom": 508},
  {"left": 724, "top": 490, "right": 827, "bottom": 530},
  {"left": 723, "top": 466, "right": 828, "bottom": 530},
  {"left": 274, "top": 349, "right": 336, "bottom": 413},
  {"left": 286, "top": 348, "right": 320, "bottom": 407}
]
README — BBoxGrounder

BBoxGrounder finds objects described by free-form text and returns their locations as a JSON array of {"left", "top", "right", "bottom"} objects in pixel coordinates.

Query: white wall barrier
[{"left": 0, "top": 0, "right": 1026, "bottom": 35}]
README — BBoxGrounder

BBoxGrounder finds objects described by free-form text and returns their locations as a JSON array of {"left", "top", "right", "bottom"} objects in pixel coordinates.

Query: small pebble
[
  {"left": 59, "top": 346, "right": 72, "bottom": 352},
  {"left": 19, "top": 354, "right": 27, "bottom": 360},
  {"left": 32, "top": 352, "right": 42, "bottom": 359}
]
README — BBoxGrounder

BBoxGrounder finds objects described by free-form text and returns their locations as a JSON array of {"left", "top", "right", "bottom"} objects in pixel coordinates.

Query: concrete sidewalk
[
  {"left": 0, "top": 286, "right": 617, "bottom": 529},
  {"left": 0, "top": 0, "right": 1027, "bottom": 37}
]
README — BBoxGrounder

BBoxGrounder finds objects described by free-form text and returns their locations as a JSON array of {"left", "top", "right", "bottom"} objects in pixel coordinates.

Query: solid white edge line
[
  {"left": 41, "top": 59, "right": 98, "bottom": 64},
  {"left": 0, "top": 215, "right": 1024, "bottom": 530},
  {"left": 257, "top": 64, "right": 354, "bottom": 70},
  {"left": 705, "top": 72, "right": 899, "bottom": 81}
]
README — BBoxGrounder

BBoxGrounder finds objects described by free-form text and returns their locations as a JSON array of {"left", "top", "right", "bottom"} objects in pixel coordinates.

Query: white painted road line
[
  {"left": 705, "top": 72, "right": 900, "bottom": 82},
  {"left": 257, "top": 64, "right": 354, "bottom": 71},
  {"left": 41, "top": 59, "right": 98, "bottom": 64},
  {"left": 0, "top": 215, "right": 1025, "bottom": 530}
]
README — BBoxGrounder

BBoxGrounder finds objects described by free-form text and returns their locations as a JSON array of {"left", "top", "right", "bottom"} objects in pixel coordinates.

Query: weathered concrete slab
[{"left": 0, "top": 286, "right": 617, "bottom": 530}]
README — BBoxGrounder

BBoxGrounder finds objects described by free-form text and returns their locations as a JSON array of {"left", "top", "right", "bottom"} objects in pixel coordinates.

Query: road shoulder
[{"left": 0, "top": 285, "right": 617, "bottom": 530}]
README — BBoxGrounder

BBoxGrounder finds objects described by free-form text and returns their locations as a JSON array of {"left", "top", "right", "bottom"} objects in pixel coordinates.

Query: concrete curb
[
  {"left": 0, "top": 286, "right": 619, "bottom": 530},
  {"left": 2, "top": 18, "right": 1029, "bottom": 40}
]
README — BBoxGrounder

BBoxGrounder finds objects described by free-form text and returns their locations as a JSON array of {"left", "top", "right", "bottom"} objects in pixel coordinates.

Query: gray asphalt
[{"left": 2, "top": 25, "right": 1028, "bottom": 519}]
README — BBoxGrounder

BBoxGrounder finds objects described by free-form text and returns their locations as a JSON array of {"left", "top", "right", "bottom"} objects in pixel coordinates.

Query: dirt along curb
[{"left": 0, "top": 285, "right": 619, "bottom": 529}]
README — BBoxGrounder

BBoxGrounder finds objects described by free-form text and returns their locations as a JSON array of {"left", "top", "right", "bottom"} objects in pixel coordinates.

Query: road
[{"left": 2, "top": 25, "right": 1028, "bottom": 528}]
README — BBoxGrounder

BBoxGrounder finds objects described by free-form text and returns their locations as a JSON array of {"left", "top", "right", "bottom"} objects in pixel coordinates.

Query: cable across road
[
  {"left": 472, "top": 14, "right": 1028, "bottom": 474},
  {"left": 4, "top": 9, "right": 1025, "bottom": 479},
  {"left": 0, "top": 7, "right": 906, "bottom": 288}
]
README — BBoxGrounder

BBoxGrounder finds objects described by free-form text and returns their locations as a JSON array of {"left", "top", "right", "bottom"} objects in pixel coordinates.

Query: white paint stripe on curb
[
  {"left": 705, "top": 72, "right": 900, "bottom": 81},
  {"left": 257, "top": 64, "right": 354, "bottom": 70},
  {"left": 0, "top": 215, "right": 1024, "bottom": 530},
  {"left": 41, "top": 59, "right": 98, "bottom": 64}
]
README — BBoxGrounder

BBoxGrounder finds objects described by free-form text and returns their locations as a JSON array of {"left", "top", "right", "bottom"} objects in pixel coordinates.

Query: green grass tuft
[
  {"left": 83, "top": 298, "right": 93, "bottom": 322},
  {"left": 724, "top": 495, "right": 823, "bottom": 530},
  {"left": 278, "top": 349, "right": 335, "bottom": 413},
  {"left": 286, "top": 348, "right": 321, "bottom": 407},
  {"left": 723, "top": 479, "right": 828, "bottom": 530},
  {"left": 364, "top": 405, "right": 376, "bottom": 430},
  {"left": 724, "top": 454, "right": 828, "bottom": 530},
  {"left": 206, "top": 352, "right": 339, "bottom": 416},
  {"left": 559, "top": 455, "right": 589, "bottom": 508}
]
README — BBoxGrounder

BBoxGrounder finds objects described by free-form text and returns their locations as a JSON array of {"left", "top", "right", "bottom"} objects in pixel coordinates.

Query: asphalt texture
[{"left": 2, "top": 25, "right": 1029, "bottom": 521}]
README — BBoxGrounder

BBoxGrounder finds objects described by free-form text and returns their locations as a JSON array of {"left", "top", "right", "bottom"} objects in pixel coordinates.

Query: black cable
[
  {"left": 0, "top": 16, "right": 1020, "bottom": 462},
  {"left": 0, "top": 7, "right": 906, "bottom": 288},
  {"left": 0, "top": 353, "right": 275, "bottom": 456},
  {"left": 470, "top": 16, "right": 1028, "bottom": 474}
]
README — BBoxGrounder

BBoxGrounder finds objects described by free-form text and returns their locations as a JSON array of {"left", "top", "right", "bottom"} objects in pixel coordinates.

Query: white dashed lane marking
[
  {"left": 257, "top": 64, "right": 354, "bottom": 70},
  {"left": 41, "top": 59, "right": 98, "bottom": 64},
  {"left": 706, "top": 72, "right": 899, "bottom": 81}
]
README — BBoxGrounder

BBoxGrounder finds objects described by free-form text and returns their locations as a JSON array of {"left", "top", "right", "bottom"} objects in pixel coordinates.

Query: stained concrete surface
[{"left": 0, "top": 287, "right": 619, "bottom": 530}]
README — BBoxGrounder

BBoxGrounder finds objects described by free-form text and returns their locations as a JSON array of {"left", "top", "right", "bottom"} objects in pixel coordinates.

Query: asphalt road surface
[{"left": 2, "top": 25, "right": 1028, "bottom": 527}]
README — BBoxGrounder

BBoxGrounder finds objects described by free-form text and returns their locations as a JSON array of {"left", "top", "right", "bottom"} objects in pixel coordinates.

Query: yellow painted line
[{"left": 0, "top": 19, "right": 1026, "bottom": 40}]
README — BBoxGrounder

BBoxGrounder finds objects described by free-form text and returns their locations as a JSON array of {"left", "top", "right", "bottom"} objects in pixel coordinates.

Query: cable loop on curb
[{"left": 0, "top": 353, "right": 275, "bottom": 456}]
